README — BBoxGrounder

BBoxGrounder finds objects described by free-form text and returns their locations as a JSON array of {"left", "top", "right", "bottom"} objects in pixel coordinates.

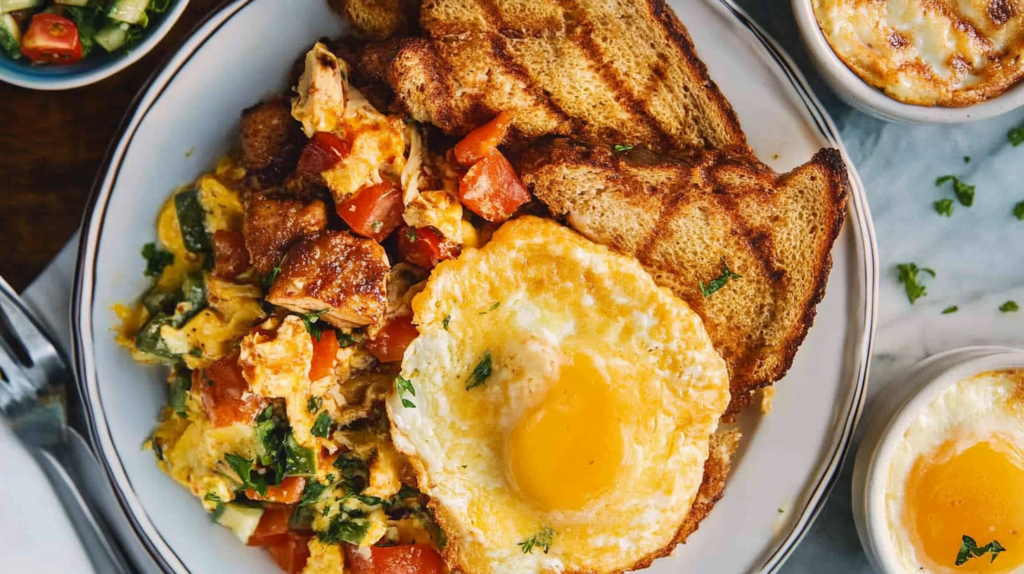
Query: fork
[{"left": 0, "top": 275, "right": 132, "bottom": 574}]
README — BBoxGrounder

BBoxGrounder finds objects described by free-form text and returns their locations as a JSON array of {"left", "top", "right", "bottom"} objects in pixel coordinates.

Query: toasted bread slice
[
  {"left": 357, "top": 0, "right": 748, "bottom": 154},
  {"left": 328, "top": 0, "right": 419, "bottom": 40},
  {"left": 521, "top": 140, "right": 850, "bottom": 415}
]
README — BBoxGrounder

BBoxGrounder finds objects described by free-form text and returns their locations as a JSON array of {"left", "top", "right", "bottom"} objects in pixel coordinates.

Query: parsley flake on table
[
  {"left": 699, "top": 257, "right": 742, "bottom": 298},
  {"left": 935, "top": 175, "right": 975, "bottom": 207},
  {"left": 963, "top": 156, "right": 971, "bottom": 163},
  {"left": 518, "top": 527, "right": 555, "bottom": 554},
  {"left": 1014, "top": 201, "right": 1024, "bottom": 221},
  {"left": 1000, "top": 301, "right": 1019, "bottom": 313},
  {"left": 396, "top": 374, "right": 416, "bottom": 408},
  {"left": 897, "top": 263, "right": 935, "bottom": 305},
  {"left": 1009, "top": 124, "right": 1024, "bottom": 146},
  {"left": 942, "top": 306, "right": 959, "bottom": 315},
  {"left": 956, "top": 535, "right": 1005, "bottom": 566},
  {"left": 934, "top": 199, "right": 955, "bottom": 217}
]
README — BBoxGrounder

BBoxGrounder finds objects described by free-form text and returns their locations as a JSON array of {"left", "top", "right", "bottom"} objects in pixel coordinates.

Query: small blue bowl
[{"left": 0, "top": 1, "right": 189, "bottom": 90}]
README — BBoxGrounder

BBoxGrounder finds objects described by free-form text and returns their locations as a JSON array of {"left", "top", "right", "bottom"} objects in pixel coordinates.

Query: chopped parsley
[
  {"left": 442, "top": 315, "right": 451, "bottom": 330},
  {"left": 263, "top": 266, "right": 281, "bottom": 288},
  {"left": 934, "top": 199, "right": 955, "bottom": 218},
  {"left": 318, "top": 517, "right": 373, "bottom": 545},
  {"left": 942, "top": 306, "right": 959, "bottom": 315},
  {"left": 699, "top": 257, "right": 742, "bottom": 298},
  {"left": 310, "top": 411, "right": 332, "bottom": 438},
  {"left": 518, "top": 527, "right": 554, "bottom": 554},
  {"left": 1014, "top": 201, "right": 1024, "bottom": 221},
  {"left": 299, "top": 481, "right": 328, "bottom": 507},
  {"left": 612, "top": 144, "right": 634, "bottom": 153},
  {"left": 465, "top": 352, "right": 493, "bottom": 391},
  {"left": 141, "top": 242, "right": 174, "bottom": 277},
  {"left": 963, "top": 156, "right": 971, "bottom": 164},
  {"left": 224, "top": 453, "right": 276, "bottom": 498},
  {"left": 956, "top": 535, "right": 1005, "bottom": 566},
  {"left": 307, "top": 396, "right": 323, "bottom": 413},
  {"left": 935, "top": 175, "right": 975, "bottom": 207},
  {"left": 299, "top": 310, "right": 331, "bottom": 342},
  {"left": 396, "top": 374, "right": 416, "bottom": 408},
  {"left": 897, "top": 263, "right": 935, "bottom": 305},
  {"left": 478, "top": 302, "right": 500, "bottom": 315},
  {"left": 406, "top": 227, "right": 417, "bottom": 242},
  {"left": 370, "top": 221, "right": 383, "bottom": 233},
  {"left": 1000, "top": 301, "right": 1019, "bottom": 313},
  {"left": 1009, "top": 124, "right": 1024, "bottom": 146}
]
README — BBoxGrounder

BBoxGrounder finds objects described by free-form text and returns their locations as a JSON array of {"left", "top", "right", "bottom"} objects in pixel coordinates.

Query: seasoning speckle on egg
[{"left": 386, "top": 216, "right": 731, "bottom": 574}]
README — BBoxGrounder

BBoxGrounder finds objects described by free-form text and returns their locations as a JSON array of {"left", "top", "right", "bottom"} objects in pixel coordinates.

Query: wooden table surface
[{"left": 0, "top": 0, "right": 221, "bottom": 291}]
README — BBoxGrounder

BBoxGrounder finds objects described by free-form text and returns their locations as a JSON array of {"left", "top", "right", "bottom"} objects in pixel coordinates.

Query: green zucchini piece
[
  {"left": 0, "top": 13, "right": 20, "bottom": 57},
  {"left": 212, "top": 503, "right": 264, "bottom": 544},
  {"left": 171, "top": 272, "right": 207, "bottom": 326},
  {"left": 134, "top": 314, "right": 177, "bottom": 361},
  {"left": 174, "top": 190, "right": 211, "bottom": 253},
  {"left": 93, "top": 22, "right": 128, "bottom": 53},
  {"left": 0, "top": 0, "right": 42, "bottom": 13},
  {"left": 142, "top": 288, "right": 176, "bottom": 316},
  {"left": 107, "top": 0, "right": 149, "bottom": 25},
  {"left": 168, "top": 367, "right": 191, "bottom": 416},
  {"left": 283, "top": 432, "right": 316, "bottom": 477}
]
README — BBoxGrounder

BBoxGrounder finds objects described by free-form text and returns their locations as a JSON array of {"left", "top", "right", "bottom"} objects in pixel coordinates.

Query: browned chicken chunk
[
  {"left": 243, "top": 193, "right": 328, "bottom": 275},
  {"left": 239, "top": 97, "right": 306, "bottom": 186},
  {"left": 267, "top": 230, "right": 390, "bottom": 328}
]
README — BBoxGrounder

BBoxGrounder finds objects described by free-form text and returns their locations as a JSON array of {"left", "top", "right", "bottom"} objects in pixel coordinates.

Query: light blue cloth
[{"left": 734, "top": 2, "right": 1024, "bottom": 573}]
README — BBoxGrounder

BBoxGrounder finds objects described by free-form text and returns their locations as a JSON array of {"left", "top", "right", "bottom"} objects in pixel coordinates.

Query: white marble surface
[{"left": 732, "top": 1, "right": 1024, "bottom": 572}]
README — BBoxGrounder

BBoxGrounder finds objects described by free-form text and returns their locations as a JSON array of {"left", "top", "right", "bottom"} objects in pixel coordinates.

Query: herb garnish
[
  {"left": 310, "top": 411, "right": 332, "bottom": 438},
  {"left": 204, "top": 493, "right": 222, "bottom": 503},
  {"left": 897, "top": 263, "right": 935, "bottom": 305},
  {"left": 1014, "top": 201, "right": 1024, "bottom": 221},
  {"left": 479, "top": 302, "right": 500, "bottom": 315},
  {"left": 299, "top": 481, "right": 328, "bottom": 507},
  {"left": 699, "top": 257, "right": 742, "bottom": 298},
  {"left": 1000, "top": 301, "right": 1019, "bottom": 313},
  {"left": 936, "top": 175, "right": 976, "bottom": 207},
  {"left": 964, "top": 156, "right": 971, "bottom": 164},
  {"left": 518, "top": 527, "right": 555, "bottom": 554},
  {"left": 935, "top": 199, "right": 955, "bottom": 218},
  {"left": 465, "top": 352, "right": 493, "bottom": 391},
  {"left": 956, "top": 535, "right": 1005, "bottom": 566},
  {"left": 612, "top": 144, "right": 634, "bottom": 153},
  {"left": 224, "top": 453, "right": 276, "bottom": 498},
  {"left": 942, "top": 306, "right": 959, "bottom": 315},
  {"left": 370, "top": 221, "right": 383, "bottom": 233},
  {"left": 299, "top": 310, "right": 331, "bottom": 341},
  {"left": 1009, "top": 124, "right": 1024, "bottom": 146},
  {"left": 263, "top": 267, "right": 281, "bottom": 288},
  {"left": 442, "top": 315, "right": 451, "bottom": 330},
  {"left": 307, "top": 396, "right": 323, "bottom": 413},
  {"left": 141, "top": 243, "right": 174, "bottom": 277},
  {"left": 396, "top": 374, "right": 416, "bottom": 408}
]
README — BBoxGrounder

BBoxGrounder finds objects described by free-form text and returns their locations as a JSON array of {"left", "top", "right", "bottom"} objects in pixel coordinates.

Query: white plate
[{"left": 72, "top": 1, "right": 878, "bottom": 572}]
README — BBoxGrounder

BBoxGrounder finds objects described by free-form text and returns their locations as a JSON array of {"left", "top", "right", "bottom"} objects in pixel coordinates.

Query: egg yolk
[
  {"left": 904, "top": 436, "right": 1024, "bottom": 573},
  {"left": 507, "top": 352, "right": 625, "bottom": 511}
]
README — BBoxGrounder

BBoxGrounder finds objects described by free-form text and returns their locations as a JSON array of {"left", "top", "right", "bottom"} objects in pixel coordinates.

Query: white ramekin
[
  {"left": 851, "top": 346, "right": 1024, "bottom": 573},
  {"left": 791, "top": 0, "right": 1024, "bottom": 123}
]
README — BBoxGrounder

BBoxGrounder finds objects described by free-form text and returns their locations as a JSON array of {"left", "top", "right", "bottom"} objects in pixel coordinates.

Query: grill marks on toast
[{"left": 521, "top": 141, "right": 850, "bottom": 416}]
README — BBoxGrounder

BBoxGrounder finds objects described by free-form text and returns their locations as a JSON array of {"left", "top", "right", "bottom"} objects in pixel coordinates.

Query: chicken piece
[
  {"left": 267, "top": 230, "right": 390, "bottom": 328},
  {"left": 239, "top": 97, "right": 305, "bottom": 186},
  {"left": 292, "top": 43, "right": 349, "bottom": 138},
  {"left": 243, "top": 193, "right": 328, "bottom": 275}
]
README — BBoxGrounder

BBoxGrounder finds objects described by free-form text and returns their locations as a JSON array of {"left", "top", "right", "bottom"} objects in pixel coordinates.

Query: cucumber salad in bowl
[{"left": 0, "top": 0, "right": 170, "bottom": 64}]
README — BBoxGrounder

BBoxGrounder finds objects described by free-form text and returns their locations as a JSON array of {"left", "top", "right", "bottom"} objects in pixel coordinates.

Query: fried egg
[
  {"left": 386, "top": 216, "right": 731, "bottom": 574},
  {"left": 887, "top": 369, "right": 1024, "bottom": 574}
]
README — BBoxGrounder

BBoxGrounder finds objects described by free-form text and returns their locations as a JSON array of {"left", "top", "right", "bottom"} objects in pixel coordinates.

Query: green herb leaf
[
  {"left": 465, "top": 352, "right": 493, "bottom": 391},
  {"left": 299, "top": 310, "right": 331, "bottom": 342},
  {"left": 479, "top": 302, "right": 500, "bottom": 315},
  {"left": 942, "top": 306, "right": 959, "bottom": 315},
  {"left": 299, "top": 481, "right": 328, "bottom": 507},
  {"left": 318, "top": 517, "right": 373, "bottom": 545},
  {"left": 307, "top": 396, "right": 323, "bottom": 413},
  {"left": 935, "top": 175, "right": 976, "bottom": 207},
  {"left": 518, "top": 527, "right": 555, "bottom": 554},
  {"left": 263, "top": 267, "right": 281, "bottom": 288},
  {"left": 1009, "top": 125, "right": 1024, "bottom": 146},
  {"left": 224, "top": 453, "right": 273, "bottom": 498},
  {"left": 934, "top": 199, "right": 955, "bottom": 218},
  {"left": 396, "top": 374, "right": 416, "bottom": 408},
  {"left": 310, "top": 411, "right": 332, "bottom": 438},
  {"left": 204, "top": 493, "right": 222, "bottom": 503},
  {"left": 699, "top": 257, "right": 742, "bottom": 298},
  {"left": 956, "top": 535, "right": 1006, "bottom": 566},
  {"left": 963, "top": 156, "right": 971, "bottom": 163},
  {"left": 443, "top": 315, "right": 451, "bottom": 330},
  {"left": 141, "top": 242, "right": 174, "bottom": 277},
  {"left": 1000, "top": 301, "right": 1019, "bottom": 313},
  {"left": 612, "top": 144, "right": 634, "bottom": 153},
  {"left": 1014, "top": 201, "right": 1024, "bottom": 221},
  {"left": 897, "top": 263, "right": 935, "bottom": 305}
]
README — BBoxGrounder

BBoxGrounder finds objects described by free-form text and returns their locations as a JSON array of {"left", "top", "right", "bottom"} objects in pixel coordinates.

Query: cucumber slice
[
  {"left": 93, "top": 23, "right": 129, "bottom": 53},
  {"left": 55, "top": 0, "right": 91, "bottom": 6},
  {"left": 212, "top": 503, "right": 264, "bottom": 544},
  {"left": 107, "top": 0, "right": 149, "bottom": 25},
  {"left": 0, "top": 14, "right": 21, "bottom": 57},
  {"left": 0, "top": 0, "right": 42, "bottom": 14}
]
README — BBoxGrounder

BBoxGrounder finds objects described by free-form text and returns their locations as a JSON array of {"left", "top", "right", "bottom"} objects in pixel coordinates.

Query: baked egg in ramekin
[{"left": 853, "top": 347, "right": 1024, "bottom": 574}]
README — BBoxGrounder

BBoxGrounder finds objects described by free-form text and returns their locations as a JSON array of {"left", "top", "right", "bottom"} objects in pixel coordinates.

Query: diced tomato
[
  {"left": 365, "top": 315, "right": 419, "bottom": 363},
  {"left": 267, "top": 533, "right": 313, "bottom": 574},
  {"left": 246, "top": 477, "right": 306, "bottom": 504},
  {"left": 248, "top": 505, "right": 295, "bottom": 547},
  {"left": 309, "top": 329, "right": 340, "bottom": 381},
  {"left": 212, "top": 230, "right": 250, "bottom": 279},
  {"left": 337, "top": 181, "right": 404, "bottom": 242},
  {"left": 453, "top": 111, "right": 513, "bottom": 167},
  {"left": 397, "top": 226, "right": 460, "bottom": 270},
  {"left": 21, "top": 14, "right": 82, "bottom": 65},
  {"left": 344, "top": 543, "right": 447, "bottom": 574},
  {"left": 297, "top": 132, "right": 351, "bottom": 181},
  {"left": 193, "top": 354, "right": 267, "bottom": 427},
  {"left": 458, "top": 149, "right": 531, "bottom": 223}
]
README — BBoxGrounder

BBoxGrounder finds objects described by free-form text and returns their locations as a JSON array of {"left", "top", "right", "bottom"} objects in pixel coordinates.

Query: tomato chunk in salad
[
  {"left": 458, "top": 149, "right": 531, "bottom": 223},
  {"left": 337, "top": 181, "right": 404, "bottom": 242},
  {"left": 344, "top": 543, "right": 447, "bottom": 574},
  {"left": 453, "top": 111, "right": 513, "bottom": 167},
  {"left": 21, "top": 13, "right": 81, "bottom": 64},
  {"left": 248, "top": 505, "right": 295, "bottom": 547},
  {"left": 245, "top": 476, "right": 306, "bottom": 505},
  {"left": 267, "top": 532, "right": 313, "bottom": 574}
]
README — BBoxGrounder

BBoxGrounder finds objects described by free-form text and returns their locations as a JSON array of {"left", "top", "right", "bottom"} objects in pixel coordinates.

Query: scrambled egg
[
  {"left": 388, "top": 217, "right": 732, "bottom": 574},
  {"left": 302, "top": 538, "right": 345, "bottom": 574}
]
